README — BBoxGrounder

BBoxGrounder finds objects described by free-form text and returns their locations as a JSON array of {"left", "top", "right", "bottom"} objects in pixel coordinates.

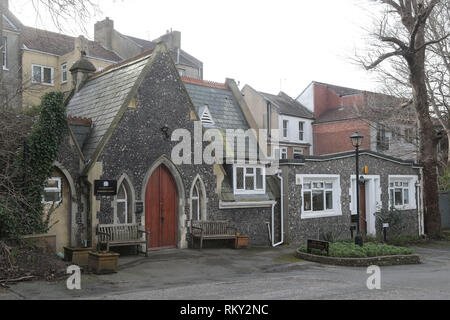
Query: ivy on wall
[{"left": 0, "top": 92, "right": 67, "bottom": 239}]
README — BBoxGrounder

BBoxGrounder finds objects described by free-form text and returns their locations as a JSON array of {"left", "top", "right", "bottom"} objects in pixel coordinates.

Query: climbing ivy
[{"left": 0, "top": 92, "right": 67, "bottom": 239}]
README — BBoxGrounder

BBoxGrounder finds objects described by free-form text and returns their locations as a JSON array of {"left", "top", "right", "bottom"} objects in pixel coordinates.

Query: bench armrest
[{"left": 138, "top": 230, "right": 151, "bottom": 236}]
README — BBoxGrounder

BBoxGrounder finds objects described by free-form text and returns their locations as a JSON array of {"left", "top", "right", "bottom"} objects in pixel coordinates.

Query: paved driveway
[{"left": 1, "top": 241, "right": 450, "bottom": 300}]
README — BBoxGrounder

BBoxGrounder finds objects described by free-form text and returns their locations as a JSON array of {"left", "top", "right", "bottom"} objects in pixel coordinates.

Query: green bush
[
  {"left": 439, "top": 169, "right": 450, "bottom": 191},
  {"left": 300, "top": 241, "right": 414, "bottom": 258},
  {"left": 0, "top": 92, "right": 66, "bottom": 239}
]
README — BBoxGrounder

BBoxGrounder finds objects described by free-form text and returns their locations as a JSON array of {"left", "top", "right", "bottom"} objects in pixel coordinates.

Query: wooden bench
[
  {"left": 96, "top": 224, "right": 150, "bottom": 257},
  {"left": 191, "top": 221, "right": 238, "bottom": 249}
]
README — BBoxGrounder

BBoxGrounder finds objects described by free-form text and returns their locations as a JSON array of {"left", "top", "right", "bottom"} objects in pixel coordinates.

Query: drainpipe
[{"left": 271, "top": 169, "right": 284, "bottom": 247}]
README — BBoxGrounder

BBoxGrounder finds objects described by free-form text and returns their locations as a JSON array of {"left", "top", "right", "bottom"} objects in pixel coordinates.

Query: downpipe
[{"left": 271, "top": 169, "right": 284, "bottom": 247}]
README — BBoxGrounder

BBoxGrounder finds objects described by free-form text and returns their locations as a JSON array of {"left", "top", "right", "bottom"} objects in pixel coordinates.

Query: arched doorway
[{"left": 145, "top": 164, "right": 178, "bottom": 249}]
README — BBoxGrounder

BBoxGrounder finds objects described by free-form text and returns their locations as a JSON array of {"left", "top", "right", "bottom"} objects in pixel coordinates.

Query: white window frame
[
  {"left": 42, "top": 177, "right": 62, "bottom": 205},
  {"left": 297, "top": 174, "right": 342, "bottom": 219},
  {"left": 299, "top": 121, "right": 305, "bottom": 141},
  {"left": 192, "top": 183, "right": 200, "bottom": 221},
  {"left": 233, "top": 164, "right": 266, "bottom": 195},
  {"left": 280, "top": 147, "right": 288, "bottom": 160},
  {"left": 115, "top": 181, "right": 136, "bottom": 225},
  {"left": 388, "top": 175, "right": 418, "bottom": 211},
  {"left": 2, "top": 36, "right": 7, "bottom": 70},
  {"left": 61, "top": 63, "right": 68, "bottom": 84},
  {"left": 31, "top": 64, "right": 54, "bottom": 86}
]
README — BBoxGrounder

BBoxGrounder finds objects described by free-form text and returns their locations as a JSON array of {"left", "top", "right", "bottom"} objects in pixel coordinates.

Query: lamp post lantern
[{"left": 351, "top": 132, "right": 364, "bottom": 247}]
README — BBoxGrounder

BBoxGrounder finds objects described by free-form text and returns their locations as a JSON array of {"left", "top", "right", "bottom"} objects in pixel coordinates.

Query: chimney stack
[
  {"left": 94, "top": 17, "right": 114, "bottom": 50},
  {"left": 70, "top": 53, "right": 96, "bottom": 92}
]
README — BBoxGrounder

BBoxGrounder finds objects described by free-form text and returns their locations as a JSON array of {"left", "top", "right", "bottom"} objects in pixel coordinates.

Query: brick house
[{"left": 297, "top": 81, "right": 419, "bottom": 162}]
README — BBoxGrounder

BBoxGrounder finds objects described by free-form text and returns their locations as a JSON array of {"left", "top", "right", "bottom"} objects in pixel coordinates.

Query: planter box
[
  {"left": 22, "top": 234, "right": 56, "bottom": 253},
  {"left": 88, "top": 251, "right": 120, "bottom": 275},
  {"left": 64, "top": 247, "right": 92, "bottom": 267},
  {"left": 236, "top": 236, "right": 249, "bottom": 249}
]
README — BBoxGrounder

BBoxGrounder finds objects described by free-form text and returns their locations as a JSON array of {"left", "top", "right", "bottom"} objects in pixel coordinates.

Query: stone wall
[
  {"left": 281, "top": 152, "right": 422, "bottom": 246},
  {"left": 95, "top": 50, "right": 276, "bottom": 247}
]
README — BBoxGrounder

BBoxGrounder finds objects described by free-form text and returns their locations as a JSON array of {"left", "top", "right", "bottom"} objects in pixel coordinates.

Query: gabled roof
[
  {"left": 22, "top": 26, "right": 122, "bottom": 62},
  {"left": 312, "top": 81, "right": 364, "bottom": 97},
  {"left": 260, "top": 91, "right": 314, "bottom": 119},
  {"left": 66, "top": 51, "right": 153, "bottom": 160},
  {"left": 182, "top": 77, "right": 249, "bottom": 131},
  {"left": 124, "top": 34, "right": 202, "bottom": 70},
  {"left": 2, "top": 13, "right": 19, "bottom": 32}
]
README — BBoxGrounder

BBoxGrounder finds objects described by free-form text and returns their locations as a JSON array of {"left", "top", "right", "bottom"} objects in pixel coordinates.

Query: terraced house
[{"left": 0, "top": 0, "right": 23, "bottom": 109}]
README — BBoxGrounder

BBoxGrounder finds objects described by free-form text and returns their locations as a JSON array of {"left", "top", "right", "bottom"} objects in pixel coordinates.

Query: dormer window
[{"left": 200, "top": 106, "right": 214, "bottom": 126}]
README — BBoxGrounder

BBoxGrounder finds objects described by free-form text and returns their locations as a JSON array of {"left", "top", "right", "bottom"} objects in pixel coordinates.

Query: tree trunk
[{"left": 407, "top": 25, "right": 442, "bottom": 238}]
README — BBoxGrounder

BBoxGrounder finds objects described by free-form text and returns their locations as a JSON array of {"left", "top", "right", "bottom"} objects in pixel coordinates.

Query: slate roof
[
  {"left": 315, "top": 105, "right": 360, "bottom": 123},
  {"left": 124, "top": 34, "right": 202, "bottom": 70},
  {"left": 260, "top": 91, "right": 314, "bottom": 119},
  {"left": 182, "top": 77, "right": 260, "bottom": 161},
  {"left": 66, "top": 53, "right": 151, "bottom": 159},
  {"left": 22, "top": 26, "right": 122, "bottom": 62},
  {"left": 313, "top": 81, "right": 364, "bottom": 97},
  {"left": 183, "top": 78, "right": 249, "bottom": 131}
]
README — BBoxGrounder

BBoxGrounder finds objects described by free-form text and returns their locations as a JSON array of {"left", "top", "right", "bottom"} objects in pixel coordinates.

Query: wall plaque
[{"left": 94, "top": 180, "right": 117, "bottom": 196}]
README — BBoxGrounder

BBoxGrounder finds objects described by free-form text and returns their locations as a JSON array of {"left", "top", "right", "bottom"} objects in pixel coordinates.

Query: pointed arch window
[
  {"left": 191, "top": 178, "right": 206, "bottom": 221},
  {"left": 116, "top": 180, "right": 134, "bottom": 224}
]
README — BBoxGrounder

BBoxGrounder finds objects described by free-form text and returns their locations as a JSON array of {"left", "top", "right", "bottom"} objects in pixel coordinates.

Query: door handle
[{"left": 161, "top": 216, "right": 165, "bottom": 224}]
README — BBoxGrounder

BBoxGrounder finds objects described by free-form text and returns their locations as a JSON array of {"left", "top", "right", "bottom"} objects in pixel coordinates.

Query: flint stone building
[{"left": 47, "top": 43, "right": 424, "bottom": 255}]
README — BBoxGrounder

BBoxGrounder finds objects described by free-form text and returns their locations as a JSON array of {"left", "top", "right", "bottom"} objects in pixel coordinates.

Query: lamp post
[{"left": 351, "top": 132, "right": 364, "bottom": 247}]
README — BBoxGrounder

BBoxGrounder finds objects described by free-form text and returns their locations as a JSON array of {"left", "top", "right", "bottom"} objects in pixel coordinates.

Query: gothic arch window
[
  {"left": 115, "top": 178, "right": 134, "bottom": 225},
  {"left": 190, "top": 177, "right": 206, "bottom": 221}
]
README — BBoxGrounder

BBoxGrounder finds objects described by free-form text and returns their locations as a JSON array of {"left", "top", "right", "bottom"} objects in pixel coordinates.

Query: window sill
[
  {"left": 32, "top": 82, "right": 54, "bottom": 87},
  {"left": 301, "top": 211, "right": 342, "bottom": 220}
]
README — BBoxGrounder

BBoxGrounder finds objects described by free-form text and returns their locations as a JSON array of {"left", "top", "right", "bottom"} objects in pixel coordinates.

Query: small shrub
[{"left": 300, "top": 241, "right": 413, "bottom": 258}]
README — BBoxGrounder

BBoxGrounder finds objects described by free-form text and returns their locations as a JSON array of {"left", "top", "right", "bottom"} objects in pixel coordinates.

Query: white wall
[
  {"left": 279, "top": 115, "right": 314, "bottom": 148},
  {"left": 297, "top": 83, "right": 314, "bottom": 113}
]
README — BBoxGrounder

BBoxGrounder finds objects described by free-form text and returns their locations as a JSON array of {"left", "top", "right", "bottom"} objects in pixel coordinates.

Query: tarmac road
[{"left": 1, "top": 241, "right": 450, "bottom": 300}]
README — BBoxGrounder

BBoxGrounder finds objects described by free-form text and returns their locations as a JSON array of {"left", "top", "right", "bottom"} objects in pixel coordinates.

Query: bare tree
[
  {"left": 360, "top": 0, "right": 449, "bottom": 237},
  {"left": 29, "top": 0, "right": 101, "bottom": 34}
]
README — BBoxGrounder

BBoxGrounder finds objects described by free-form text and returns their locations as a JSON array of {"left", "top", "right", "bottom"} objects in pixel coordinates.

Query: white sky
[{"left": 12, "top": 0, "right": 383, "bottom": 98}]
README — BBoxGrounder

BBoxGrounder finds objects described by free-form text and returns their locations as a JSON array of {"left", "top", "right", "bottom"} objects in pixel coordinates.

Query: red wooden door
[{"left": 145, "top": 165, "right": 178, "bottom": 249}]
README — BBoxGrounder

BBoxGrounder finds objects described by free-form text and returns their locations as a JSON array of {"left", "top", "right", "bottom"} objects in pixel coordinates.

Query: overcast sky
[{"left": 12, "top": 0, "right": 383, "bottom": 98}]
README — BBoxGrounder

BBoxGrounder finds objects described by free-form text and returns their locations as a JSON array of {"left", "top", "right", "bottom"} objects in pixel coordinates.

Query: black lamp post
[{"left": 351, "top": 132, "right": 364, "bottom": 247}]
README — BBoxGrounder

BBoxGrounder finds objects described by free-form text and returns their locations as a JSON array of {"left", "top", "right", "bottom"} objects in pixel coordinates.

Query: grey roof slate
[
  {"left": 183, "top": 81, "right": 260, "bottom": 161},
  {"left": 260, "top": 91, "right": 314, "bottom": 119},
  {"left": 124, "top": 34, "right": 202, "bottom": 70},
  {"left": 66, "top": 55, "right": 151, "bottom": 159},
  {"left": 184, "top": 83, "right": 250, "bottom": 131}
]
